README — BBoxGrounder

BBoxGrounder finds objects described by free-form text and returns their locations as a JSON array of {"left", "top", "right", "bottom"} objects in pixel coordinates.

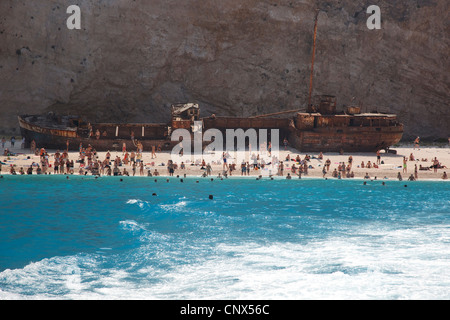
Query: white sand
[{"left": 1, "top": 143, "right": 449, "bottom": 180}]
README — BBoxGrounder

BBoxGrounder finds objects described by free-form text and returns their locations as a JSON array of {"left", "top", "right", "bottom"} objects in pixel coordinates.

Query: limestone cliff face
[{"left": 1, "top": 0, "right": 449, "bottom": 140}]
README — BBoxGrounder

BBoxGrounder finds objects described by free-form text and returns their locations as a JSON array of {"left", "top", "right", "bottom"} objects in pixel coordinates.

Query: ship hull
[
  {"left": 203, "top": 116, "right": 403, "bottom": 153},
  {"left": 18, "top": 116, "right": 177, "bottom": 151},
  {"left": 19, "top": 108, "right": 404, "bottom": 153},
  {"left": 290, "top": 125, "right": 404, "bottom": 153}
]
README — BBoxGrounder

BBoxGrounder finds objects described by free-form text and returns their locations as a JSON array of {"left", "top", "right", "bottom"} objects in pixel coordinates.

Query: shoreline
[
  {"left": 2, "top": 173, "right": 449, "bottom": 183},
  {"left": 1, "top": 144, "right": 449, "bottom": 181}
]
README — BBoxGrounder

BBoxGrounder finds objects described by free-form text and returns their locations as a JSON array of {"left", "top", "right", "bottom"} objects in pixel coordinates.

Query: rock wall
[{"left": 1, "top": 0, "right": 449, "bottom": 140}]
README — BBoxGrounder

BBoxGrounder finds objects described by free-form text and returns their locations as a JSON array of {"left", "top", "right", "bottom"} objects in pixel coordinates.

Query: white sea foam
[
  {"left": 126, "top": 199, "right": 139, "bottom": 204},
  {"left": 126, "top": 199, "right": 148, "bottom": 209},
  {"left": 127, "top": 199, "right": 189, "bottom": 213},
  {"left": 159, "top": 201, "right": 187, "bottom": 212},
  {"left": 148, "top": 224, "right": 450, "bottom": 299},
  {"left": 119, "top": 220, "right": 147, "bottom": 233},
  {"left": 1, "top": 221, "right": 448, "bottom": 300}
]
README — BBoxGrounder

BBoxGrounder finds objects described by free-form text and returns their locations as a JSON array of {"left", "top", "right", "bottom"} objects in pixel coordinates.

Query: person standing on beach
[
  {"left": 30, "top": 140, "right": 36, "bottom": 154},
  {"left": 403, "top": 157, "right": 407, "bottom": 173},
  {"left": 54, "top": 158, "right": 59, "bottom": 174},
  {"left": 167, "top": 160, "right": 174, "bottom": 176},
  {"left": 10, "top": 137, "right": 15, "bottom": 148},
  {"left": 152, "top": 145, "right": 156, "bottom": 159},
  {"left": 1, "top": 137, "right": 5, "bottom": 149},
  {"left": 348, "top": 155, "right": 353, "bottom": 168},
  {"left": 283, "top": 138, "right": 288, "bottom": 150},
  {"left": 433, "top": 157, "right": 439, "bottom": 173},
  {"left": 222, "top": 152, "right": 228, "bottom": 171},
  {"left": 414, "top": 136, "right": 420, "bottom": 150},
  {"left": 325, "top": 158, "right": 331, "bottom": 172},
  {"left": 136, "top": 151, "right": 142, "bottom": 165},
  {"left": 414, "top": 164, "right": 418, "bottom": 180},
  {"left": 376, "top": 150, "right": 381, "bottom": 165},
  {"left": 60, "top": 158, "right": 66, "bottom": 174}
]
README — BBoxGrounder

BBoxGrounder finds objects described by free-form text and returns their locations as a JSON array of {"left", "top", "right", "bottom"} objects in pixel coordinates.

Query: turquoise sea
[{"left": 0, "top": 175, "right": 449, "bottom": 299}]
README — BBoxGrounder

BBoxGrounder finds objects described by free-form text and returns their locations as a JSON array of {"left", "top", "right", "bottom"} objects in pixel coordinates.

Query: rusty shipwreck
[
  {"left": 19, "top": 98, "right": 403, "bottom": 153},
  {"left": 202, "top": 95, "right": 403, "bottom": 153},
  {"left": 18, "top": 103, "right": 200, "bottom": 151}
]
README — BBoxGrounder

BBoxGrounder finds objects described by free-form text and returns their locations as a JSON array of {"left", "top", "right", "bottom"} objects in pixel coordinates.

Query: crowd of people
[{"left": 0, "top": 135, "right": 449, "bottom": 180}]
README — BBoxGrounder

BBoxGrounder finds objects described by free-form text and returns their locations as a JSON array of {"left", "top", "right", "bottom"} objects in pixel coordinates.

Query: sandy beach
[{"left": 1, "top": 141, "right": 449, "bottom": 181}]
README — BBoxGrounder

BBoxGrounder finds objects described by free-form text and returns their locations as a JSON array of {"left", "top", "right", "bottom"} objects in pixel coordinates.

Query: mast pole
[{"left": 308, "top": 9, "right": 320, "bottom": 110}]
